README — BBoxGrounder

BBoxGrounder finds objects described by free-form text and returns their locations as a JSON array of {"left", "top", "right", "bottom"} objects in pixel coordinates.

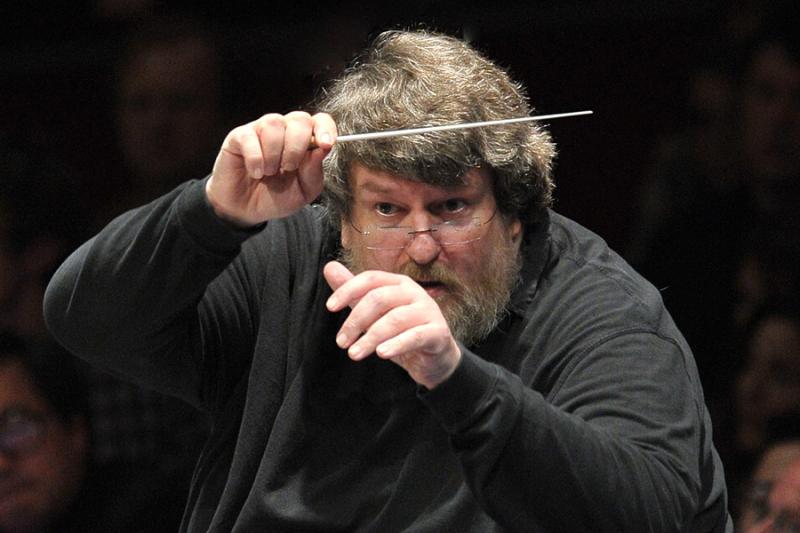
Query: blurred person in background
[
  {"left": 735, "top": 303, "right": 800, "bottom": 458},
  {"left": 739, "top": 435, "right": 800, "bottom": 530},
  {"left": 741, "top": 454, "right": 800, "bottom": 532},
  {"left": 626, "top": 11, "right": 800, "bottom": 406},
  {"left": 721, "top": 302, "right": 800, "bottom": 512},
  {"left": 100, "top": 15, "right": 226, "bottom": 222},
  {"left": 0, "top": 331, "right": 188, "bottom": 532},
  {"left": 0, "top": 332, "right": 89, "bottom": 533},
  {"left": 2, "top": 133, "right": 207, "bottom": 498}
]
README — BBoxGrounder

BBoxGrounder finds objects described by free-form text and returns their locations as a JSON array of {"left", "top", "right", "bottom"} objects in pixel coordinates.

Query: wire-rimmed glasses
[{"left": 349, "top": 210, "right": 498, "bottom": 250}]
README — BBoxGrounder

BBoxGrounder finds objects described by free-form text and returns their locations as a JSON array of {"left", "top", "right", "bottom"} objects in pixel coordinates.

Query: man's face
[
  {"left": 339, "top": 164, "right": 522, "bottom": 346},
  {"left": 736, "top": 316, "right": 800, "bottom": 451},
  {"left": 0, "top": 360, "right": 87, "bottom": 533}
]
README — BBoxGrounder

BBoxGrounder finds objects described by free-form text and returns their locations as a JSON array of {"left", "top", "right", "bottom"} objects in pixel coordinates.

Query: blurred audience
[
  {"left": 0, "top": 332, "right": 187, "bottom": 532},
  {"left": 719, "top": 302, "right": 800, "bottom": 519},
  {"left": 1, "top": 139, "right": 207, "bottom": 494},
  {"left": 735, "top": 302, "right": 800, "bottom": 459},
  {"left": 626, "top": 11, "right": 800, "bottom": 403}
]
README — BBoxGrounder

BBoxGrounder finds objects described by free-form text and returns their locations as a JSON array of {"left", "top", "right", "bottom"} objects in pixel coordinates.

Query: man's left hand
[{"left": 323, "top": 261, "right": 462, "bottom": 389}]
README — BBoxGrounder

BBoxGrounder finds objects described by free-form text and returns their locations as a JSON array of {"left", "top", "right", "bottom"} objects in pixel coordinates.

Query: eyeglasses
[
  {"left": 350, "top": 210, "right": 498, "bottom": 250},
  {"left": 0, "top": 407, "right": 48, "bottom": 456}
]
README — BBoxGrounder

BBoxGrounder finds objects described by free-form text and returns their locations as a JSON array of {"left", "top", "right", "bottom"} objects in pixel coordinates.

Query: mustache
[{"left": 398, "top": 262, "right": 463, "bottom": 289}]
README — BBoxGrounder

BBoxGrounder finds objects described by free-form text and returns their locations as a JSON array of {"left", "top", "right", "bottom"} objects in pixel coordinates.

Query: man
[{"left": 45, "top": 30, "right": 732, "bottom": 531}]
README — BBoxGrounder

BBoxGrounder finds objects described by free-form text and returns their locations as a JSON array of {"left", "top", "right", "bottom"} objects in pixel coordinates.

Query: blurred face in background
[
  {"left": 740, "top": 42, "right": 800, "bottom": 182},
  {"left": 736, "top": 315, "right": 800, "bottom": 452},
  {"left": 0, "top": 359, "right": 87, "bottom": 533},
  {"left": 117, "top": 36, "right": 222, "bottom": 186}
]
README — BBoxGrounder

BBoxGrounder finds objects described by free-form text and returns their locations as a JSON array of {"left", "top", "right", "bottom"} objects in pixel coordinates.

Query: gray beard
[{"left": 338, "top": 235, "right": 521, "bottom": 347}]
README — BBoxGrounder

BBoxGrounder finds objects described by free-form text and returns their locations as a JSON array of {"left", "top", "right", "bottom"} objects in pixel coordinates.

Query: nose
[
  {"left": 405, "top": 229, "right": 441, "bottom": 265},
  {"left": 403, "top": 212, "right": 443, "bottom": 265}
]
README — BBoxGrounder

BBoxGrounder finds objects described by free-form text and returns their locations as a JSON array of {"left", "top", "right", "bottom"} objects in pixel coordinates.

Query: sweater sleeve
[
  {"left": 419, "top": 332, "right": 730, "bottom": 532},
  {"left": 44, "top": 179, "right": 265, "bottom": 411}
]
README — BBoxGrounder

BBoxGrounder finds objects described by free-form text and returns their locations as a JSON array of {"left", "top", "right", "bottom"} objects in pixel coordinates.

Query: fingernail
[
  {"left": 377, "top": 342, "right": 394, "bottom": 358},
  {"left": 326, "top": 295, "right": 338, "bottom": 309},
  {"left": 336, "top": 333, "right": 348, "bottom": 348},
  {"left": 348, "top": 345, "right": 362, "bottom": 359},
  {"left": 253, "top": 167, "right": 263, "bottom": 178},
  {"left": 319, "top": 132, "right": 331, "bottom": 145}
]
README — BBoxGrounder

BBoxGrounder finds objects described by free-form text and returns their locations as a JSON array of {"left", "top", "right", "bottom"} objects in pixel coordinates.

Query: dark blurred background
[{"left": 2, "top": 0, "right": 799, "bottom": 528}]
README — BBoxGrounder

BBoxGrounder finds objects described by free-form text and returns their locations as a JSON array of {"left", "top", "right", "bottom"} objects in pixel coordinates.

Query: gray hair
[{"left": 316, "top": 30, "right": 557, "bottom": 230}]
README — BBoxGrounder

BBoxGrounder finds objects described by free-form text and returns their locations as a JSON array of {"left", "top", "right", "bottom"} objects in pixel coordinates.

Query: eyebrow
[
  {"left": 357, "top": 179, "right": 480, "bottom": 198},
  {"left": 359, "top": 181, "right": 397, "bottom": 195}
]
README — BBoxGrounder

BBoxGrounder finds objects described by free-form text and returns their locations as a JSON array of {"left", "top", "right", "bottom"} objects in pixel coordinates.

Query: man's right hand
[{"left": 206, "top": 111, "right": 337, "bottom": 227}]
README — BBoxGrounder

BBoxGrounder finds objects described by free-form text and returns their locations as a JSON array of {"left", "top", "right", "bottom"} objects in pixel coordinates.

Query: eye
[
  {"left": 375, "top": 202, "right": 399, "bottom": 217},
  {"left": 439, "top": 198, "right": 468, "bottom": 215}
]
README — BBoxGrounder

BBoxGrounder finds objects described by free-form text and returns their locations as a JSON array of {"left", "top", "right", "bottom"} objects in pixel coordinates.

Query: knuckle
[
  {"left": 260, "top": 113, "right": 285, "bottom": 129},
  {"left": 286, "top": 110, "right": 312, "bottom": 122},
  {"left": 229, "top": 125, "right": 251, "bottom": 142},
  {"left": 364, "top": 289, "right": 385, "bottom": 309},
  {"left": 342, "top": 320, "right": 362, "bottom": 336},
  {"left": 362, "top": 271, "right": 381, "bottom": 285}
]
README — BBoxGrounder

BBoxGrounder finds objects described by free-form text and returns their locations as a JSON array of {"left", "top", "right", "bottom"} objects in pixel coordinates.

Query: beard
[{"left": 339, "top": 233, "right": 522, "bottom": 347}]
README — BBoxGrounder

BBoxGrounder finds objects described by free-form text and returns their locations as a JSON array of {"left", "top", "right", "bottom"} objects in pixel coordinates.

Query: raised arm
[{"left": 44, "top": 112, "right": 337, "bottom": 407}]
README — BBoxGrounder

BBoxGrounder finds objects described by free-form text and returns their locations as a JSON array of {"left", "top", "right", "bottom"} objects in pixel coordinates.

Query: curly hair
[{"left": 316, "top": 30, "right": 557, "bottom": 231}]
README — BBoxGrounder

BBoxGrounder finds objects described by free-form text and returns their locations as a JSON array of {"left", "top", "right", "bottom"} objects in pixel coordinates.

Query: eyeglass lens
[{"left": 0, "top": 409, "right": 46, "bottom": 455}]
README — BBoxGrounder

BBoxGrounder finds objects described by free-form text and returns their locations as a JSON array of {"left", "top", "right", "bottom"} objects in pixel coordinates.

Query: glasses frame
[{"left": 349, "top": 209, "right": 498, "bottom": 251}]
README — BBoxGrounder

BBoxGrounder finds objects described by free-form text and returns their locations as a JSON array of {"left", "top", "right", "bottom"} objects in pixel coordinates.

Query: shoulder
[
  {"left": 542, "top": 210, "right": 671, "bottom": 329},
  {"left": 513, "top": 211, "right": 694, "bottom": 377}
]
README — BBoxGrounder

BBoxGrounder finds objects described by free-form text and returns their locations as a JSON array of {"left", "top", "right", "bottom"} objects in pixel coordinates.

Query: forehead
[
  {"left": 0, "top": 359, "right": 48, "bottom": 413},
  {"left": 349, "top": 163, "right": 493, "bottom": 200}
]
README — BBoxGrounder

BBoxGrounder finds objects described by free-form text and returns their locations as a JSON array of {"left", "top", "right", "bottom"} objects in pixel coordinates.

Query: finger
[
  {"left": 254, "top": 114, "right": 286, "bottom": 176},
  {"left": 326, "top": 269, "right": 404, "bottom": 312},
  {"left": 281, "top": 111, "right": 314, "bottom": 172},
  {"left": 336, "top": 285, "right": 417, "bottom": 353},
  {"left": 297, "top": 113, "right": 338, "bottom": 197},
  {"left": 311, "top": 112, "right": 338, "bottom": 149},
  {"left": 374, "top": 321, "right": 451, "bottom": 359},
  {"left": 346, "top": 300, "right": 430, "bottom": 360},
  {"left": 323, "top": 261, "right": 355, "bottom": 304},
  {"left": 224, "top": 125, "right": 264, "bottom": 180}
]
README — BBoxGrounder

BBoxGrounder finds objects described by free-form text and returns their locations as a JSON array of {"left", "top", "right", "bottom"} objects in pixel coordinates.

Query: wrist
[
  {"left": 205, "top": 177, "right": 258, "bottom": 229},
  {"left": 421, "top": 341, "right": 462, "bottom": 390}
]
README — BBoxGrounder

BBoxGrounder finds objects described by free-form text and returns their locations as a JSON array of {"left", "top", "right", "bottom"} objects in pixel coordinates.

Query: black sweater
[{"left": 44, "top": 178, "right": 732, "bottom": 531}]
